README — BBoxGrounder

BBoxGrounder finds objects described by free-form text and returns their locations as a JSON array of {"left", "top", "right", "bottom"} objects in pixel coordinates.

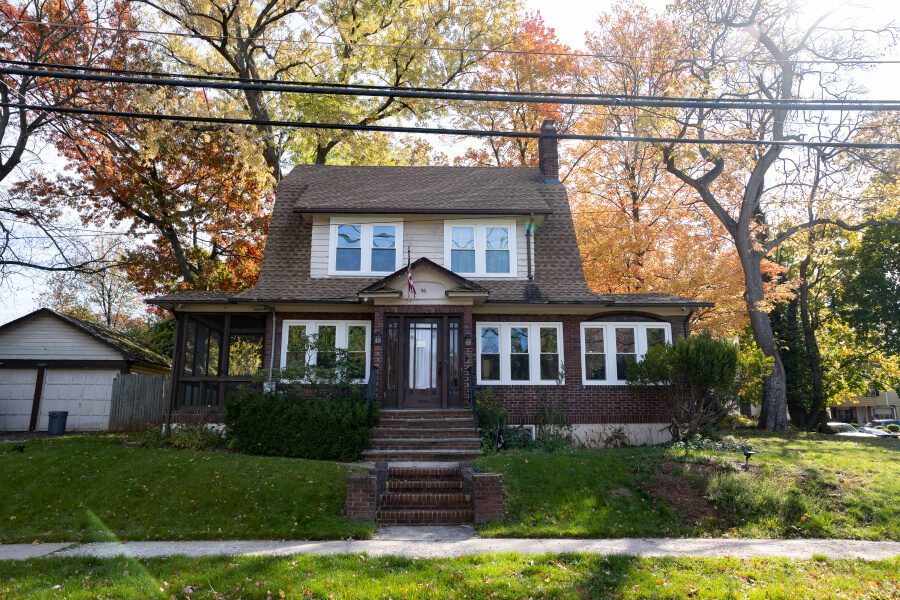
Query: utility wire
[
  {"left": 6, "top": 17, "right": 900, "bottom": 66},
  {"left": 4, "top": 65, "right": 900, "bottom": 112},
  {"left": 5, "top": 102, "right": 900, "bottom": 149},
  {"left": 5, "top": 58, "right": 900, "bottom": 105}
]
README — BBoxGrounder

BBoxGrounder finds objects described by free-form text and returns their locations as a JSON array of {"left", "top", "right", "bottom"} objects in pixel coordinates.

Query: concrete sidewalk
[{"left": 2, "top": 527, "right": 900, "bottom": 561}]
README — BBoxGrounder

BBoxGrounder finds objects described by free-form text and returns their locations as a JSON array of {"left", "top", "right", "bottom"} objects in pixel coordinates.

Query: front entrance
[{"left": 382, "top": 315, "right": 462, "bottom": 409}]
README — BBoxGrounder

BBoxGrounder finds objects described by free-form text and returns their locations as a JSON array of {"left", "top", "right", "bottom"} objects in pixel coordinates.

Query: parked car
[
  {"left": 856, "top": 426, "right": 897, "bottom": 438},
  {"left": 825, "top": 422, "right": 878, "bottom": 437},
  {"left": 865, "top": 419, "right": 900, "bottom": 428}
]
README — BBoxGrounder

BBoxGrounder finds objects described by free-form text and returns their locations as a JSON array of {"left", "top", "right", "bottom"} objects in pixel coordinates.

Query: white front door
[{"left": 0, "top": 369, "right": 38, "bottom": 431}]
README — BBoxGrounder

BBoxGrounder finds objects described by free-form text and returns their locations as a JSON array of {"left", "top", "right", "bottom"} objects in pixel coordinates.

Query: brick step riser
[
  {"left": 365, "top": 453, "right": 483, "bottom": 462},
  {"left": 372, "top": 429, "right": 478, "bottom": 439},
  {"left": 376, "top": 420, "right": 476, "bottom": 429},
  {"left": 380, "top": 410, "right": 473, "bottom": 418},
  {"left": 386, "top": 481, "right": 462, "bottom": 491},
  {"left": 382, "top": 492, "right": 470, "bottom": 501},
  {"left": 369, "top": 441, "right": 482, "bottom": 451},
  {"left": 387, "top": 467, "right": 459, "bottom": 478},
  {"left": 377, "top": 510, "right": 474, "bottom": 525},
  {"left": 382, "top": 500, "right": 471, "bottom": 508}
]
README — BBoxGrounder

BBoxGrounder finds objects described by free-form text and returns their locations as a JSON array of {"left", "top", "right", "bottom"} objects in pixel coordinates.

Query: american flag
[{"left": 407, "top": 262, "right": 416, "bottom": 299}]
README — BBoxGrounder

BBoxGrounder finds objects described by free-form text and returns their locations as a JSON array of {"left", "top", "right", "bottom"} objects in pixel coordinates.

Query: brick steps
[
  {"left": 376, "top": 465, "right": 474, "bottom": 525},
  {"left": 364, "top": 409, "right": 482, "bottom": 462}
]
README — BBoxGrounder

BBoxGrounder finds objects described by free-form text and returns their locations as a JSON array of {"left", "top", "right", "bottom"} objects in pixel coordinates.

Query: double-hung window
[
  {"left": 476, "top": 322, "right": 563, "bottom": 385},
  {"left": 280, "top": 320, "right": 371, "bottom": 381},
  {"left": 580, "top": 322, "right": 671, "bottom": 385},
  {"left": 329, "top": 220, "right": 402, "bottom": 275},
  {"left": 444, "top": 221, "right": 516, "bottom": 277}
]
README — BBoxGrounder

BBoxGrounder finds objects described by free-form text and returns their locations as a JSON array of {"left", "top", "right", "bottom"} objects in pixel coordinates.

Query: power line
[
  {"left": 7, "top": 17, "right": 900, "bottom": 66},
  {"left": 6, "top": 58, "right": 900, "bottom": 106},
  {"left": 4, "top": 101, "right": 900, "bottom": 149},
  {"left": 4, "top": 65, "right": 900, "bottom": 112}
]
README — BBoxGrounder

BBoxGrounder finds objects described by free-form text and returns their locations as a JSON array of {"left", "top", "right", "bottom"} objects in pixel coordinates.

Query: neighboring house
[
  {"left": 829, "top": 388, "right": 898, "bottom": 425},
  {"left": 148, "top": 121, "right": 712, "bottom": 446},
  {"left": 0, "top": 308, "right": 170, "bottom": 431}
]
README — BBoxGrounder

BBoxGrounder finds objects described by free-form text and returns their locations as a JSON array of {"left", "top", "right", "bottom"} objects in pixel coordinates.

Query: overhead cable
[
  {"left": 4, "top": 102, "right": 900, "bottom": 149},
  {"left": 4, "top": 66, "right": 900, "bottom": 112}
]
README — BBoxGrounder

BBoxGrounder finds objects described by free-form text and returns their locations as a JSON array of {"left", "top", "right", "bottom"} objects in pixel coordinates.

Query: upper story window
[
  {"left": 581, "top": 322, "right": 671, "bottom": 385},
  {"left": 329, "top": 219, "right": 402, "bottom": 276},
  {"left": 444, "top": 220, "right": 517, "bottom": 277}
]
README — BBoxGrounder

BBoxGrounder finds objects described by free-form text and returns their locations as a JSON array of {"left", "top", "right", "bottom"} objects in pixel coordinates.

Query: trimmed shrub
[
  {"left": 224, "top": 389, "right": 378, "bottom": 461},
  {"left": 888, "top": 424, "right": 900, "bottom": 433}
]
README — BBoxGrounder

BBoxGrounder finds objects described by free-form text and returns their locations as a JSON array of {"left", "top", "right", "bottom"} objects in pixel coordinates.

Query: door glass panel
[
  {"left": 336, "top": 224, "right": 361, "bottom": 271},
  {"left": 448, "top": 321, "right": 460, "bottom": 395},
  {"left": 386, "top": 321, "right": 399, "bottom": 392},
  {"left": 615, "top": 327, "right": 636, "bottom": 380},
  {"left": 480, "top": 326, "right": 500, "bottom": 381},
  {"left": 451, "top": 226, "right": 475, "bottom": 273},
  {"left": 371, "top": 225, "right": 396, "bottom": 272},
  {"left": 510, "top": 326, "right": 529, "bottom": 381},
  {"left": 317, "top": 325, "right": 337, "bottom": 369},
  {"left": 408, "top": 322, "right": 438, "bottom": 391},
  {"left": 584, "top": 327, "right": 606, "bottom": 381}
]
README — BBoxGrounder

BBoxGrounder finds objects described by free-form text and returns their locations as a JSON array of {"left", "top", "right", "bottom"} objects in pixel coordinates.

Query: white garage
[{"left": 0, "top": 309, "right": 170, "bottom": 432}]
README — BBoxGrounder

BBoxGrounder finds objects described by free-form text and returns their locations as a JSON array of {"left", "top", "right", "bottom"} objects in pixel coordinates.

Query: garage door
[
  {"left": 0, "top": 369, "right": 38, "bottom": 431},
  {"left": 37, "top": 369, "right": 118, "bottom": 431}
]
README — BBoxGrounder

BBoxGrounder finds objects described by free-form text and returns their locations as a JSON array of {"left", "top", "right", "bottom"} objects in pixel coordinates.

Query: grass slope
[
  {"left": 0, "top": 434, "right": 376, "bottom": 544},
  {"left": 476, "top": 431, "right": 900, "bottom": 540},
  {"left": 1, "top": 554, "right": 898, "bottom": 599}
]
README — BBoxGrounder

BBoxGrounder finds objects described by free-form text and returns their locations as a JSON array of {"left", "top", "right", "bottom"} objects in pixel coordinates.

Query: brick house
[{"left": 148, "top": 120, "right": 711, "bottom": 449}]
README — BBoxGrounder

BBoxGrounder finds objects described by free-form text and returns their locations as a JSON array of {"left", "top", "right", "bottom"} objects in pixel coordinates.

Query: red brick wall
[
  {"left": 345, "top": 474, "right": 377, "bottom": 521},
  {"left": 472, "top": 312, "right": 687, "bottom": 425},
  {"left": 472, "top": 472, "right": 504, "bottom": 524}
]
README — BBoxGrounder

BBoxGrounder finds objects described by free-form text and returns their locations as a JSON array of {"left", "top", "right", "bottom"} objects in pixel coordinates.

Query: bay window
[
  {"left": 581, "top": 322, "right": 671, "bottom": 385},
  {"left": 476, "top": 322, "right": 564, "bottom": 385},
  {"left": 444, "top": 221, "right": 517, "bottom": 277},
  {"left": 329, "top": 220, "right": 402, "bottom": 275}
]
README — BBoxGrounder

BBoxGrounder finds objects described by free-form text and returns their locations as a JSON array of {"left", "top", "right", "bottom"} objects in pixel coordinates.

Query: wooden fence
[{"left": 108, "top": 373, "right": 170, "bottom": 431}]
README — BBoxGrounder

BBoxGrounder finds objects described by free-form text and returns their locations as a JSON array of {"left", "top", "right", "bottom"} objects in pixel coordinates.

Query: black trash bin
[{"left": 48, "top": 411, "right": 68, "bottom": 435}]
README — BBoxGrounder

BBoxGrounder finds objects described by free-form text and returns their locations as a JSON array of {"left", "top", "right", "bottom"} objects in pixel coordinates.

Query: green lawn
[
  {"left": 476, "top": 431, "right": 900, "bottom": 540},
  {"left": 0, "top": 434, "right": 376, "bottom": 544},
  {"left": 1, "top": 553, "right": 898, "bottom": 599}
]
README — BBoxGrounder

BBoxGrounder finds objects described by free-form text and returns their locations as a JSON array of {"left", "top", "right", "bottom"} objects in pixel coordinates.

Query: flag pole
[{"left": 407, "top": 246, "right": 411, "bottom": 305}]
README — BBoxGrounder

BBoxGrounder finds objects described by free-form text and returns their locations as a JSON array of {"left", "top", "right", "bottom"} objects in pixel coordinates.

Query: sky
[{"left": 1, "top": 0, "right": 899, "bottom": 324}]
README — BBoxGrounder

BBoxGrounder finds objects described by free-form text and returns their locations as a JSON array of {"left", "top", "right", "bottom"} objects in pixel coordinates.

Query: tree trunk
[
  {"left": 738, "top": 247, "right": 790, "bottom": 431},
  {"left": 798, "top": 254, "right": 827, "bottom": 430}
]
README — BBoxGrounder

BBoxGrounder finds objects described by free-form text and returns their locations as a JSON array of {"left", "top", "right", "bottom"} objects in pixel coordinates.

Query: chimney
[{"left": 538, "top": 119, "right": 560, "bottom": 184}]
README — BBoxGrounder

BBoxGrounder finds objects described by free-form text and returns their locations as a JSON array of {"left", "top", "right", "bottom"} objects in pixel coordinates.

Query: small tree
[{"left": 627, "top": 332, "right": 771, "bottom": 440}]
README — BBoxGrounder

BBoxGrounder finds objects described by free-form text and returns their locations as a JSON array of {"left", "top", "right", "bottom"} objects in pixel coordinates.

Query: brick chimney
[{"left": 538, "top": 119, "right": 560, "bottom": 184}]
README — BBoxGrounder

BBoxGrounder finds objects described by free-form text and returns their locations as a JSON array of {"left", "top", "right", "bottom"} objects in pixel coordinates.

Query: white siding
[
  {"left": 310, "top": 215, "right": 535, "bottom": 279},
  {"left": 0, "top": 314, "right": 122, "bottom": 361},
  {"left": 0, "top": 369, "right": 37, "bottom": 431},
  {"left": 37, "top": 369, "right": 117, "bottom": 431}
]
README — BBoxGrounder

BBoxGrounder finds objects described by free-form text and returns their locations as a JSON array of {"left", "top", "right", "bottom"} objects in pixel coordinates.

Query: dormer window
[
  {"left": 444, "top": 220, "right": 517, "bottom": 277},
  {"left": 329, "top": 219, "right": 402, "bottom": 275}
]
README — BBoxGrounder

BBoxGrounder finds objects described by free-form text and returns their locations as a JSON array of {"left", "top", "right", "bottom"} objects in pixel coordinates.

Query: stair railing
[{"left": 468, "top": 365, "right": 478, "bottom": 431}]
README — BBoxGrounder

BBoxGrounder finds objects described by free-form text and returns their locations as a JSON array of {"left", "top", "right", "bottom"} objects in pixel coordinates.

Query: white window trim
[
  {"left": 280, "top": 319, "right": 371, "bottom": 382},
  {"left": 443, "top": 220, "right": 518, "bottom": 278},
  {"left": 476, "top": 322, "right": 564, "bottom": 385},
  {"left": 327, "top": 218, "right": 404, "bottom": 276},
  {"left": 580, "top": 322, "right": 672, "bottom": 386}
]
